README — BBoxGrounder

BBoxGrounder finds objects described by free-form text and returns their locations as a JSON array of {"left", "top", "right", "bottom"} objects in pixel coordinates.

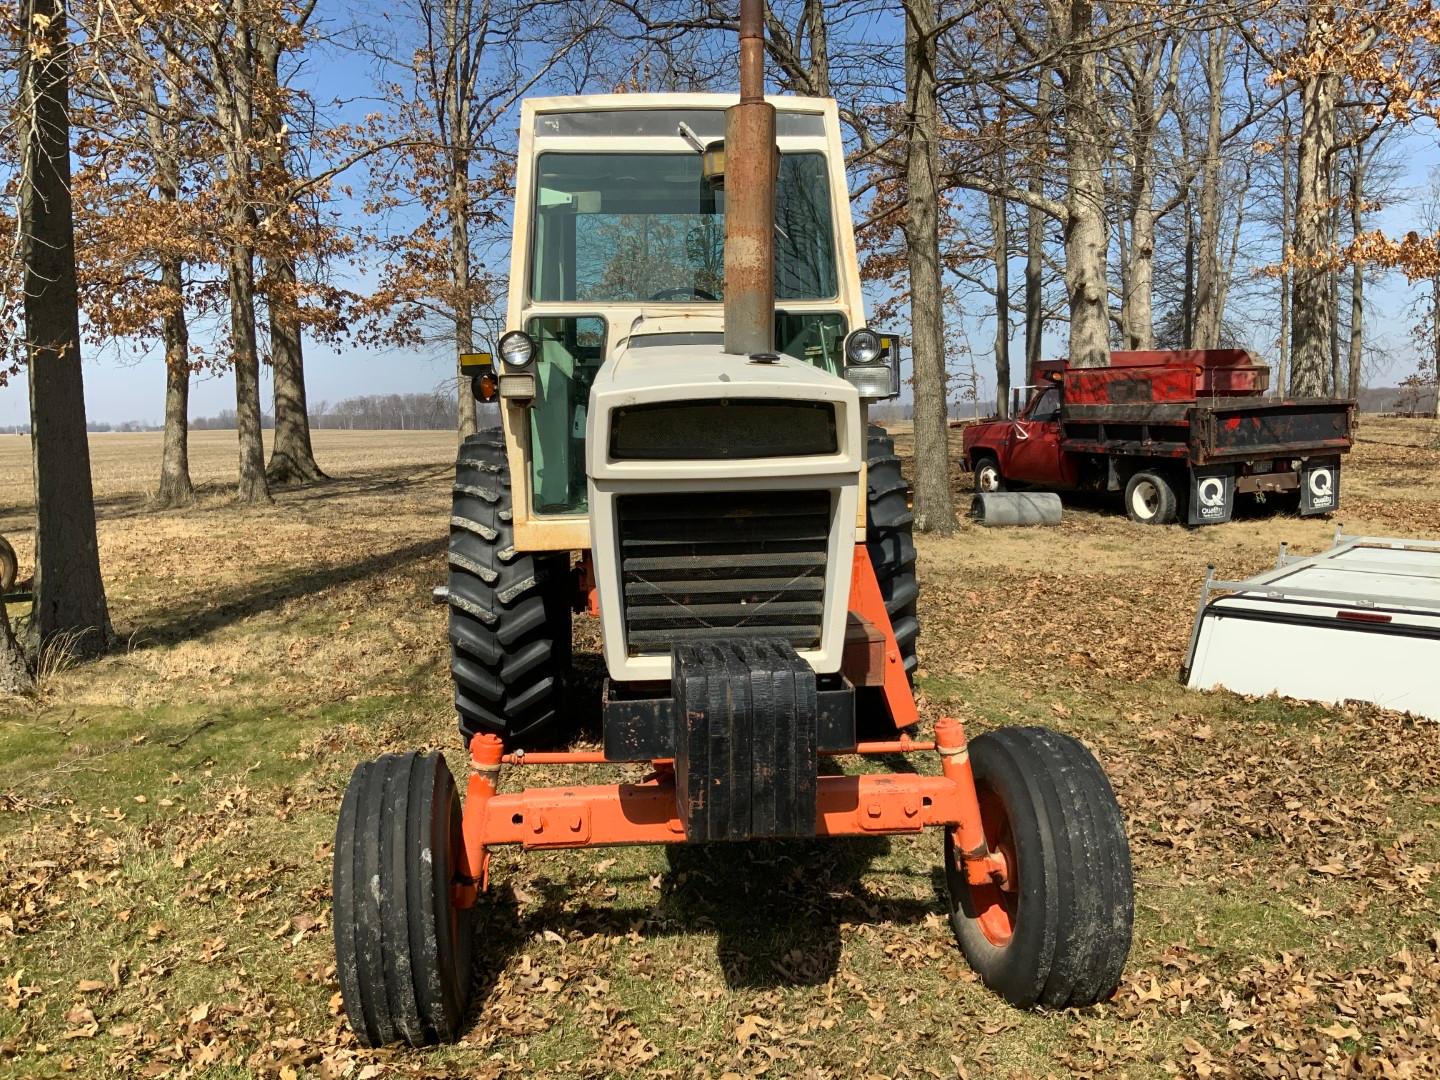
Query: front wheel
[
  {"left": 973, "top": 456, "right": 1006, "bottom": 494},
  {"left": 1123, "top": 470, "right": 1177, "bottom": 525},
  {"left": 945, "top": 727, "right": 1133, "bottom": 1009},
  {"left": 333, "top": 752, "right": 474, "bottom": 1046}
]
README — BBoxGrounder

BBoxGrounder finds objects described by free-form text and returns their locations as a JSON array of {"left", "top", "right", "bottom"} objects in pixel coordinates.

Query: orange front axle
[{"left": 454, "top": 716, "right": 1004, "bottom": 908}]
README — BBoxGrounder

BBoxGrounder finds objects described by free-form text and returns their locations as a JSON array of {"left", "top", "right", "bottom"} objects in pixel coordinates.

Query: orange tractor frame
[{"left": 454, "top": 548, "right": 1000, "bottom": 899}]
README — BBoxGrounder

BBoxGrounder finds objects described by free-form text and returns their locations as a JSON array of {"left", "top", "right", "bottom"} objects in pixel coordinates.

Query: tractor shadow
[{"left": 662, "top": 834, "right": 917, "bottom": 989}]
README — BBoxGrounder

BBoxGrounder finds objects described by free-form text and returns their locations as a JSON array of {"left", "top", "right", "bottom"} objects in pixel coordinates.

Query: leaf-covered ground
[{"left": 0, "top": 420, "right": 1438, "bottom": 1079}]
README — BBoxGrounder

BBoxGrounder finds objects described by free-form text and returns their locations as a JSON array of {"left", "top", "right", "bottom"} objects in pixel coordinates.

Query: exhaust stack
[{"left": 722, "top": 0, "right": 776, "bottom": 356}]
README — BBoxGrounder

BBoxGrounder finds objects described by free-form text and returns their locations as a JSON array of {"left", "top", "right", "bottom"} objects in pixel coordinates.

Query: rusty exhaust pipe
[{"left": 723, "top": 0, "right": 776, "bottom": 356}]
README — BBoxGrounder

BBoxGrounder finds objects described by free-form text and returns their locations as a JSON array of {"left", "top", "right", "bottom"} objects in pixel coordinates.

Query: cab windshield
[{"left": 530, "top": 152, "right": 838, "bottom": 302}]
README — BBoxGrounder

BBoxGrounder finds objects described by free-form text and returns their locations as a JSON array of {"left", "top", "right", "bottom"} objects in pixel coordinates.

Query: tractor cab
[{"left": 487, "top": 94, "right": 903, "bottom": 687}]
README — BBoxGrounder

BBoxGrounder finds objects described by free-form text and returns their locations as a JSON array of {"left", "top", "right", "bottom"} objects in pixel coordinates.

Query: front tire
[
  {"left": 973, "top": 456, "right": 1005, "bottom": 494},
  {"left": 945, "top": 727, "right": 1133, "bottom": 1009},
  {"left": 866, "top": 425, "right": 918, "bottom": 679},
  {"left": 448, "top": 428, "right": 573, "bottom": 745},
  {"left": 1123, "top": 470, "right": 1178, "bottom": 525},
  {"left": 333, "top": 752, "right": 474, "bottom": 1047}
]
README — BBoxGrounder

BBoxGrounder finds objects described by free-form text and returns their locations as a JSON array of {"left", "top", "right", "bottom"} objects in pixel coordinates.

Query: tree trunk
[
  {"left": 1289, "top": 17, "right": 1337, "bottom": 397},
  {"left": 1193, "top": 28, "right": 1226, "bottom": 348},
  {"left": 0, "top": 602, "right": 31, "bottom": 693},
  {"left": 1433, "top": 273, "right": 1440, "bottom": 390},
  {"left": 1123, "top": 164, "right": 1156, "bottom": 350},
  {"left": 230, "top": 224, "right": 270, "bottom": 503},
  {"left": 1277, "top": 102, "right": 1292, "bottom": 396},
  {"left": 444, "top": 0, "right": 478, "bottom": 441},
  {"left": 1061, "top": 0, "right": 1109, "bottom": 368},
  {"left": 266, "top": 255, "right": 327, "bottom": 483},
  {"left": 216, "top": 15, "right": 270, "bottom": 504},
  {"left": 258, "top": 34, "right": 325, "bottom": 485},
  {"left": 1347, "top": 149, "right": 1363, "bottom": 400},
  {"left": 449, "top": 161, "right": 477, "bottom": 439},
  {"left": 142, "top": 67, "right": 194, "bottom": 507},
  {"left": 903, "top": 0, "right": 955, "bottom": 533},
  {"left": 156, "top": 254, "right": 194, "bottom": 507},
  {"left": 20, "top": 0, "right": 111, "bottom": 656},
  {"left": 1328, "top": 154, "right": 1342, "bottom": 396},
  {"left": 990, "top": 192, "right": 1011, "bottom": 418},
  {"left": 1181, "top": 203, "right": 1195, "bottom": 346},
  {"left": 1024, "top": 71, "right": 1051, "bottom": 381},
  {"left": 805, "top": 0, "right": 830, "bottom": 94}
]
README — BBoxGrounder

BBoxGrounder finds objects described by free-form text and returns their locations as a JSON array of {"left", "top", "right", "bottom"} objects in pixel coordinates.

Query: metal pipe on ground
[
  {"left": 970, "top": 492, "right": 1064, "bottom": 527},
  {"left": 722, "top": 0, "right": 776, "bottom": 356}
]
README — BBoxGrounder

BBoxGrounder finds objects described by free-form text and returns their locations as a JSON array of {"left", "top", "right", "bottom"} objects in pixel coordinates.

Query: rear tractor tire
[
  {"left": 972, "top": 456, "right": 1006, "bottom": 494},
  {"left": 866, "top": 424, "right": 918, "bottom": 680},
  {"left": 1123, "top": 470, "right": 1178, "bottom": 526},
  {"left": 333, "top": 751, "right": 473, "bottom": 1047},
  {"left": 448, "top": 428, "right": 574, "bottom": 745},
  {"left": 0, "top": 535, "right": 16, "bottom": 593},
  {"left": 945, "top": 727, "right": 1133, "bottom": 1009}
]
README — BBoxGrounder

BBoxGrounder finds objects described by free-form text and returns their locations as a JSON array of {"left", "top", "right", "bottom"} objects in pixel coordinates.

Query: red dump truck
[{"left": 961, "top": 349, "right": 1354, "bottom": 525}]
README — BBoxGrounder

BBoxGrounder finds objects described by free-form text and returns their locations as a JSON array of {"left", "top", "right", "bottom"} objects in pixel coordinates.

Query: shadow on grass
[
  {"left": 462, "top": 831, "right": 945, "bottom": 1016},
  {"left": 127, "top": 535, "right": 444, "bottom": 649},
  {"left": 0, "top": 463, "right": 453, "bottom": 531}
]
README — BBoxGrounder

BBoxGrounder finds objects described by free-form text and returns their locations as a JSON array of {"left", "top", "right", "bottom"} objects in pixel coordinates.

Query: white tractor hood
[{"left": 596, "top": 337, "right": 854, "bottom": 399}]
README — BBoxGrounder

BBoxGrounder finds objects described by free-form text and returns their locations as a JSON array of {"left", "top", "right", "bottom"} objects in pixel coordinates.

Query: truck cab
[{"left": 965, "top": 365, "right": 1079, "bottom": 492}]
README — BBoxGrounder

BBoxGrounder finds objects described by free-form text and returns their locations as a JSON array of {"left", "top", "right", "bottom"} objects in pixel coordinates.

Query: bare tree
[
  {"left": 902, "top": 0, "right": 956, "bottom": 532},
  {"left": 18, "top": 0, "right": 112, "bottom": 653}
]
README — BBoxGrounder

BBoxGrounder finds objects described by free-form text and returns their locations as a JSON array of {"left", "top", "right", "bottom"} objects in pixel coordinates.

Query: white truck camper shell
[{"left": 1183, "top": 530, "right": 1440, "bottom": 720}]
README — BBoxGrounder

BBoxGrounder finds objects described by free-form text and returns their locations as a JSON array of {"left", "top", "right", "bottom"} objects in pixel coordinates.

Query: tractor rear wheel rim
[{"left": 968, "top": 788, "right": 1019, "bottom": 947}]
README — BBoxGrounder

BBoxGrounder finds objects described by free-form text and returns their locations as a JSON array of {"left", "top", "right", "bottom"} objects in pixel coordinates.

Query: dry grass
[{"left": 0, "top": 419, "right": 1437, "bottom": 1078}]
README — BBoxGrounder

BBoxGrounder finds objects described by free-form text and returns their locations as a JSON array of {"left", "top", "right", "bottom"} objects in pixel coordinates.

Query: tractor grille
[{"left": 616, "top": 490, "right": 832, "bottom": 655}]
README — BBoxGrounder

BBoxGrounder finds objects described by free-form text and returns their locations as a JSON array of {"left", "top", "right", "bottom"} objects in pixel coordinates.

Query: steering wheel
[{"left": 648, "top": 286, "right": 719, "bottom": 301}]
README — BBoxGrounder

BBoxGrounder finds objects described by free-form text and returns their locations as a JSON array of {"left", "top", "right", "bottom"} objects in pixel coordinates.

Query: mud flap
[
  {"left": 1301, "top": 457, "right": 1340, "bottom": 515},
  {"left": 1188, "top": 466, "right": 1235, "bottom": 525},
  {"left": 672, "top": 639, "right": 818, "bottom": 842}
]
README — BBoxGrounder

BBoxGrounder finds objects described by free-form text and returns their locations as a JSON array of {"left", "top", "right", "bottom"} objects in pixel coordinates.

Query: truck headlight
[{"left": 497, "top": 330, "right": 536, "bottom": 368}]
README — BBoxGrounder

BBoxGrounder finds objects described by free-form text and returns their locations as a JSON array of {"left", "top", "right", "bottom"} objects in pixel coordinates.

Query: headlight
[
  {"left": 497, "top": 330, "right": 536, "bottom": 368},
  {"left": 844, "top": 328, "right": 883, "bottom": 365}
]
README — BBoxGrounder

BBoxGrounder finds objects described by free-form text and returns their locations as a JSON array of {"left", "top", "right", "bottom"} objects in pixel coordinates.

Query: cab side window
[
  {"left": 1029, "top": 387, "right": 1061, "bottom": 422},
  {"left": 527, "top": 315, "right": 606, "bottom": 515}
]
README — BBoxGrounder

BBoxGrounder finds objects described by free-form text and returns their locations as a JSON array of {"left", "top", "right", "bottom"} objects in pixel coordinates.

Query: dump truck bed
[
  {"left": 1059, "top": 397, "right": 1354, "bottom": 463},
  {"left": 1183, "top": 532, "right": 1440, "bottom": 720}
]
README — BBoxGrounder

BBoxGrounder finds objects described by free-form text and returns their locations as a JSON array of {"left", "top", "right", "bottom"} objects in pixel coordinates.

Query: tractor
[{"left": 332, "top": 1, "right": 1134, "bottom": 1047}]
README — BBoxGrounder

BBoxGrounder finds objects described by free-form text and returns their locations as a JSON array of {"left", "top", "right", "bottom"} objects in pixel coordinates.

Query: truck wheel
[
  {"left": 448, "top": 428, "right": 573, "bottom": 745},
  {"left": 945, "top": 727, "right": 1133, "bottom": 1009},
  {"left": 973, "top": 456, "right": 1006, "bottom": 494},
  {"left": 334, "top": 751, "right": 474, "bottom": 1047},
  {"left": 1123, "top": 470, "right": 1177, "bottom": 525},
  {"left": 866, "top": 425, "right": 918, "bottom": 679}
]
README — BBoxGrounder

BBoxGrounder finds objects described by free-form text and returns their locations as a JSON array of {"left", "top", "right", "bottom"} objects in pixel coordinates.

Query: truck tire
[
  {"left": 333, "top": 751, "right": 473, "bottom": 1046},
  {"left": 866, "top": 425, "right": 918, "bottom": 679},
  {"left": 972, "top": 455, "right": 1006, "bottom": 494},
  {"left": 1123, "top": 470, "right": 1178, "bottom": 525},
  {"left": 945, "top": 727, "right": 1133, "bottom": 1009},
  {"left": 448, "top": 428, "right": 573, "bottom": 745}
]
